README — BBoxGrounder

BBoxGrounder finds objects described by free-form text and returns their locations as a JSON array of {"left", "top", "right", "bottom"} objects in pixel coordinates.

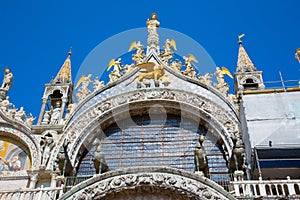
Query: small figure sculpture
[
  {"left": 194, "top": 135, "right": 209, "bottom": 176},
  {"left": 123, "top": 64, "right": 135, "bottom": 74},
  {"left": 183, "top": 54, "right": 198, "bottom": 68},
  {"left": 7, "top": 107, "right": 16, "bottom": 119},
  {"left": 82, "top": 74, "right": 92, "bottom": 88},
  {"left": 198, "top": 73, "right": 213, "bottom": 86},
  {"left": 227, "top": 94, "right": 237, "bottom": 106},
  {"left": 50, "top": 101, "right": 61, "bottom": 125},
  {"left": 146, "top": 13, "right": 160, "bottom": 54},
  {"left": 107, "top": 58, "right": 123, "bottom": 82},
  {"left": 93, "top": 76, "right": 105, "bottom": 91},
  {"left": 92, "top": 139, "right": 108, "bottom": 174},
  {"left": 25, "top": 113, "right": 36, "bottom": 127},
  {"left": 169, "top": 60, "right": 182, "bottom": 72},
  {"left": 160, "top": 39, "right": 176, "bottom": 63},
  {"left": 128, "top": 41, "right": 145, "bottom": 64},
  {"left": 40, "top": 133, "right": 55, "bottom": 167},
  {"left": 1, "top": 68, "right": 13, "bottom": 91},
  {"left": 146, "top": 13, "right": 160, "bottom": 35},
  {"left": 182, "top": 54, "right": 198, "bottom": 79},
  {"left": 214, "top": 67, "right": 230, "bottom": 96},
  {"left": 182, "top": 65, "right": 197, "bottom": 79},
  {"left": 76, "top": 74, "right": 92, "bottom": 90},
  {"left": 214, "top": 82, "right": 229, "bottom": 96},
  {"left": 65, "top": 103, "right": 76, "bottom": 119},
  {"left": 14, "top": 107, "right": 26, "bottom": 122},
  {"left": 214, "top": 67, "right": 225, "bottom": 84},
  {"left": 0, "top": 96, "right": 12, "bottom": 112},
  {"left": 42, "top": 110, "right": 51, "bottom": 125},
  {"left": 75, "top": 74, "right": 92, "bottom": 102}
]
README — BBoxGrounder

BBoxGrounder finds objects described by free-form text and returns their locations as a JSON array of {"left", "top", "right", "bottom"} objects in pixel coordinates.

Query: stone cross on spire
[
  {"left": 54, "top": 47, "right": 72, "bottom": 84},
  {"left": 146, "top": 13, "right": 160, "bottom": 56},
  {"left": 236, "top": 35, "right": 256, "bottom": 73}
]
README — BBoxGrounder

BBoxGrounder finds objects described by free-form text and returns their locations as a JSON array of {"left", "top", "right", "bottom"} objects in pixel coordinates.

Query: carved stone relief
[{"left": 61, "top": 168, "right": 235, "bottom": 200}]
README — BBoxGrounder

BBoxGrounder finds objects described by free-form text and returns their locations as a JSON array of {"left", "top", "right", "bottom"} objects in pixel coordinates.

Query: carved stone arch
[
  {"left": 240, "top": 75, "right": 261, "bottom": 85},
  {"left": 0, "top": 125, "right": 40, "bottom": 169},
  {"left": 68, "top": 100, "right": 235, "bottom": 167},
  {"left": 60, "top": 167, "right": 236, "bottom": 200},
  {"left": 45, "top": 86, "right": 67, "bottom": 99},
  {"left": 51, "top": 89, "right": 240, "bottom": 168}
]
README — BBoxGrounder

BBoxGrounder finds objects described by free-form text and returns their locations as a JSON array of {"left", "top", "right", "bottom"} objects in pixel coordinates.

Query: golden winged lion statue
[{"left": 126, "top": 62, "right": 169, "bottom": 88}]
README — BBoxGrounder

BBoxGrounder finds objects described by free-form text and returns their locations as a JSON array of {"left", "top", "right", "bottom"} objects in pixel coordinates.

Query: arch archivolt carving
[
  {"left": 60, "top": 167, "right": 236, "bottom": 200},
  {"left": 0, "top": 126, "right": 40, "bottom": 169},
  {"left": 51, "top": 88, "right": 240, "bottom": 167}
]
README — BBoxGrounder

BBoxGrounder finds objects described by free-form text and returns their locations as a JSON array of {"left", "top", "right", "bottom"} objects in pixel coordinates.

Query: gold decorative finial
[
  {"left": 238, "top": 33, "right": 245, "bottom": 44},
  {"left": 68, "top": 46, "right": 72, "bottom": 56}
]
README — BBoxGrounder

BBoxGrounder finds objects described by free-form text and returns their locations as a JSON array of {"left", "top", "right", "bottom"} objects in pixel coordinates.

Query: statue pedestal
[
  {"left": 195, "top": 171, "right": 204, "bottom": 176},
  {"left": 0, "top": 89, "right": 7, "bottom": 100}
]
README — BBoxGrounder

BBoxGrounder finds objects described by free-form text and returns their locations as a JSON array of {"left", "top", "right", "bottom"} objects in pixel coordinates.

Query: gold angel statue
[
  {"left": 107, "top": 58, "right": 123, "bottom": 82},
  {"left": 161, "top": 39, "right": 177, "bottom": 63},
  {"left": 128, "top": 41, "right": 145, "bottom": 64},
  {"left": 182, "top": 54, "right": 198, "bottom": 79}
]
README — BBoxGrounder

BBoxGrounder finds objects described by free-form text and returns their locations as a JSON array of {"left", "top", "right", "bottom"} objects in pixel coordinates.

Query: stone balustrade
[
  {"left": 0, "top": 186, "right": 62, "bottom": 200},
  {"left": 232, "top": 176, "right": 300, "bottom": 198}
]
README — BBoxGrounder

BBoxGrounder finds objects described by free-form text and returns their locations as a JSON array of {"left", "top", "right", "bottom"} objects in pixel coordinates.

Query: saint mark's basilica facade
[{"left": 0, "top": 13, "right": 299, "bottom": 200}]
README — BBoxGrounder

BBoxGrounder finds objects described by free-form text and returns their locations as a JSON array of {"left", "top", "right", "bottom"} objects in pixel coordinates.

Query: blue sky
[{"left": 0, "top": 0, "right": 300, "bottom": 118}]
